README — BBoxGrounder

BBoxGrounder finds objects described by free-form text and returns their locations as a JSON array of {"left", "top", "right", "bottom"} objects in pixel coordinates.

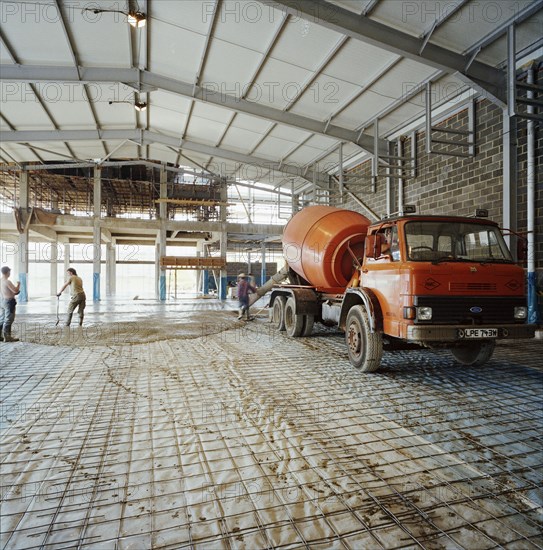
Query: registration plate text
[{"left": 458, "top": 328, "right": 498, "bottom": 339}]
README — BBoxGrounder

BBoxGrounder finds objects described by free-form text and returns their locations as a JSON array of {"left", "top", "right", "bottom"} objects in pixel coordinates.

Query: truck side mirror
[{"left": 365, "top": 234, "right": 383, "bottom": 259}]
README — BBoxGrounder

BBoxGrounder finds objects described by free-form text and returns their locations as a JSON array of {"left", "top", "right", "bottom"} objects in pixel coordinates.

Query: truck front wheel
[
  {"left": 345, "top": 305, "right": 383, "bottom": 372},
  {"left": 272, "top": 296, "right": 287, "bottom": 331},
  {"left": 450, "top": 341, "right": 496, "bottom": 367}
]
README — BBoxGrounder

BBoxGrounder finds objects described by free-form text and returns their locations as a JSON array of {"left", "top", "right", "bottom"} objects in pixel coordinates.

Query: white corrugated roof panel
[
  {"left": 185, "top": 116, "right": 228, "bottom": 145},
  {"left": 304, "top": 134, "right": 342, "bottom": 150},
  {"left": 200, "top": 40, "right": 264, "bottom": 97},
  {"left": 371, "top": 1, "right": 446, "bottom": 39},
  {"left": 289, "top": 74, "right": 361, "bottom": 121},
  {"left": 324, "top": 0, "right": 366, "bottom": 15},
  {"left": 15, "top": 141, "right": 72, "bottom": 161},
  {"left": 1, "top": 1, "right": 73, "bottom": 65},
  {"left": 217, "top": 126, "right": 263, "bottom": 153},
  {"left": 94, "top": 99, "right": 135, "bottom": 129},
  {"left": 149, "top": 105, "right": 186, "bottom": 139},
  {"left": 429, "top": 0, "right": 539, "bottom": 55},
  {"left": 33, "top": 83, "right": 97, "bottom": 129},
  {"left": 268, "top": 125, "right": 311, "bottom": 143},
  {"left": 151, "top": 0, "right": 214, "bottom": 35},
  {"left": 253, "top": 136, "right": 299, "bottom": 160},
  {"left": 1, "top": 84, "right": 54, "bottom": 129},
  {"left": 324, "top": 40, "right": 400, "bottom": 87},
  {"left": 272, "top": 19, "right": 344, "bottom": 71},
  {"left": 149, "top": 20, "right": 206, "bottom": 82},
  {"left": 332, "top": 58, "right": 437, "bottom": 129},
  {"left": 213, "top": 2, "right": 286, "bottom": 52},
  {"left": 64, "top": 5, "right": 132, "bottom": 67},
  {"left": 475, "top": 15, "right": 543, "bottom": 65},
  {"left": 69, "top": 141, "right": 118, "bottom": 160},
  {"left": 282, "top": 144, "right": 330, "bottom": 166},
  {"left": 191, "top": 102, "right": 236, "bottom": 125},
  {"left": 0, "top": 41, "right": 16, "bottom": 64},
  {"left": 150, "top": 90, "right": 191, "bottom": 137},
  {"left": 250, "top": 58, "right": 312, "bottom": 110},
  {"left": 229, "top": 114, "right": 273, "bottom": 135},
  {"left": 148, "top": 145, "right": 178, "bottom": 165}
]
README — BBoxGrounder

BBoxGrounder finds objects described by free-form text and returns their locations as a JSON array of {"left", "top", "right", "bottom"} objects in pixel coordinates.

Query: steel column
[
  {"left": 50, "top": 238, "right": 58, "bottom": 297},
  {"left": 158, "top": 165, "right": 167, "bottom": 301},
  {"left": 93, "top": 166, "right": 101, "bottom": 301},
  {"left": 502, "top": 111, "right": 518, "bottom": 260},
  {"left": 17, "top": 169, "right": 29, "bottom": 302},
  {"left": 526, "top": 66, "right": 538, "bottom": 324}
]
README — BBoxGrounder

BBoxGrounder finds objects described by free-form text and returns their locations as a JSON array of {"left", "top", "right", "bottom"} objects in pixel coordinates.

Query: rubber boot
[
  {"left": 0, "top": 330, "right": 3, "bottom": 342},
  {"left": 79, "top": 313, "right": 84, "bottom": 326},
  {"left": 3, "top": 333, "right": 19, "bottom": 342},
  {"left": 66, "top": 313, "right": 73, "bottom": 327}
]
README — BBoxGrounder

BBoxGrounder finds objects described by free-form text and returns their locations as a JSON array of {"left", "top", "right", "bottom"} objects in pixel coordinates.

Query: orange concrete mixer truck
[{"left": 263, "top": 205, "right": 535, "bottom": 372}]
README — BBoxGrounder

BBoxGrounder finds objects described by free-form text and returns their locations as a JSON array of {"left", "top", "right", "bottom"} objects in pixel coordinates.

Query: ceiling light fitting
[
  {"left": 82, "top": 8, "right": 147, "bottom": 27},
  {"left": 109, "top": 100, "right": 148, "bottom": 112}
]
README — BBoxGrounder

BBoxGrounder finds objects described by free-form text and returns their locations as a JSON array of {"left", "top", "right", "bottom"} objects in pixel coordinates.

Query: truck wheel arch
[{"left": 340, "top": 289, "right": 383, "bottom": 333}]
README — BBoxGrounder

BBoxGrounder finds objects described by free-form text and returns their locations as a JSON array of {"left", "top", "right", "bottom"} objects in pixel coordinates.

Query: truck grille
[
  {"left": 413, "top": 296, "right": 524, "bottom": 324},
  {"left": 449, "top": 282, "right": 497, "bottom": 292}
]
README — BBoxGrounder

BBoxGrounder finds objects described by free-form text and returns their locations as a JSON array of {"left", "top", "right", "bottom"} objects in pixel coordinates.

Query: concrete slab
[{"left": 1, "top": 297, "right": 542, "bottom": 548}]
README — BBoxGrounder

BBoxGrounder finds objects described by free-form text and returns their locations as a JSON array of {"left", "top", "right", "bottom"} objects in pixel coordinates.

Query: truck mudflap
[{"left": 406, "top": 324, "right": 536, "bottom": 343}]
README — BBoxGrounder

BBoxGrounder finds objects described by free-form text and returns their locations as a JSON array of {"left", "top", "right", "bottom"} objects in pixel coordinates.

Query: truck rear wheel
[
  {"left": 284, "top": 297, "right": 305, "bottom": 337},
  {"left": 345, "top": 305, "right": 383, "bottom": 372},
  {"left": 451, "top": 341, "right": 496, "bottom": 366},
  {"left": 271, "top": 296, "right": 287, "bottom": 331},
  {"left": 302, "top": 315, "right": 314, "bottom": 337}
]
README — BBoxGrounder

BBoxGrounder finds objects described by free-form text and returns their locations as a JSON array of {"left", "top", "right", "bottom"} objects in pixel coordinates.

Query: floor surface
[{"left": 1, "top": 297, "right": 542, "bottom": 549}]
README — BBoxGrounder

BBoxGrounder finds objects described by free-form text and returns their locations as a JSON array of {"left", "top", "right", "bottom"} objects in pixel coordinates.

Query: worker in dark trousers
[
  {"left": 57, "top": 268, "right": 86, "bottom": 326},
  {"left": 0, "top": 266, "right": 20, "bottom": 342},
  {"left": 237, "top": 273, "right": 256, "bottom": 320}
]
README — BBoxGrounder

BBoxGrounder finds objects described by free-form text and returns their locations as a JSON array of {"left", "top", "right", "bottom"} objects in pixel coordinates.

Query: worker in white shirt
[
  {"left": 0, "top": 266, "right": 21, "bottom": 342},
  {"left": 57, "top": 267, "right": 86, "bottom": 327}
]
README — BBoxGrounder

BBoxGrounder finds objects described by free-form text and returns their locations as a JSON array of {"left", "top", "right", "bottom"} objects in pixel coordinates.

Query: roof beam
[
  {"left": 0, "top": 65, "right": 386, "bottom": 153},
  {"left": 262, "top": 0, "right": 507, "bottom": 106},
  {"left": 0, "top": 129, "right": 330, "bottom": 185}
]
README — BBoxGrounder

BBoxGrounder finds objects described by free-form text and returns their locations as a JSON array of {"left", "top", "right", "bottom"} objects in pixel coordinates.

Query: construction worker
[
  {"left": 237, "top": 273, "right": 256, "bottom": 320},
  {"left": 57, "top": 268, "right": 86, "bottom": 327},
  {"left": 0, "top": 266, "right": 20, "bottom": 342}
]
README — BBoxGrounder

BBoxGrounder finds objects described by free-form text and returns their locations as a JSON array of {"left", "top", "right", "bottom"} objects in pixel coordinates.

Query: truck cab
[{"left": 346, "top": 215, "right": 535, "bottom": 369}]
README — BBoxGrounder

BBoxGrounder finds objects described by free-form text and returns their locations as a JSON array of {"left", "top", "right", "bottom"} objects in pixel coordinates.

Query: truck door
[{"left": 363, "top": 225, "right": 401, "bottom": 336}]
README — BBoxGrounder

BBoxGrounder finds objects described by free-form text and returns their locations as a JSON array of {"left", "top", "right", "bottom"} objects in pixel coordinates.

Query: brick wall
[{"left": 341, "top": 97, "right": 542, "bottom": 273}]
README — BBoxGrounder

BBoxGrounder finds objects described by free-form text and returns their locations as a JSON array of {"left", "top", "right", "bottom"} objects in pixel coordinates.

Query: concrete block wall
[{"left": 341, "top": 97, "right": 542, "bottom": 272}]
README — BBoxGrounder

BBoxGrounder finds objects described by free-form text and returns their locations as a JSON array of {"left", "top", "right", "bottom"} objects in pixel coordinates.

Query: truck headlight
[
  {"left": 417, "top": 307, "right": 432, "bottom": 320},
  {"left": 514, "top": 306, "right": 527, "bottom": 319}
]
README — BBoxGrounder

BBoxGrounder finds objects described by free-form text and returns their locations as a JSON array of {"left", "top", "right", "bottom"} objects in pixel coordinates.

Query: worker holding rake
[{"left": 57, "top": 268, "right": 86, "bottom": 327}]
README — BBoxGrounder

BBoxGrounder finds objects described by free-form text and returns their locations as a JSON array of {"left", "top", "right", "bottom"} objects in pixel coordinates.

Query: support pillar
[
  {"left": 93, "top": 166, "right": 102, "bottom": 301},
  {"left": 526, "top": 65, "right": 538, "bottom": 324},
  {"left": 17, "top": 169, "right": 29, "bottom": 302},
  {"left": 397, "top": 137, "right": 404, "bottom": 216},
  {"left": 338, "top": 142, "right": 344, "bottom": 203},
  {"left": 261, "top": 243, "right": 266, "bottom": 286},
  {"left": 219, "top": 178, "right": 228, "bottom": 300},
  {"left": 64, "top": 243, "right": 70, "bottom": 273},
  {"left": 158, "top": 165, "right": 167, "bottom": 301},
  {"left": 203, "top": 245, "right": 210, "bottom": 295},
  {"left": 386, "top": 141, "right": 394, "bottom": 216},
  {"left": 196, "top": 241, "right": 203, "bottom": 294},
  {"left": 502, "top": 110, "right": 518, "bottom": 260},
  {"left": 50, "top": 238, "right": 58, "bottom": 296},
  {"left": 106, "top": 242, "right": 116, "bottom": 296}
]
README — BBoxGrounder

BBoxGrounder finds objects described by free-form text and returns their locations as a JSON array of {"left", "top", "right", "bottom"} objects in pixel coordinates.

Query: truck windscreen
[{"left": 404, "top": 221, "right": 513, "bottom": 263}]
